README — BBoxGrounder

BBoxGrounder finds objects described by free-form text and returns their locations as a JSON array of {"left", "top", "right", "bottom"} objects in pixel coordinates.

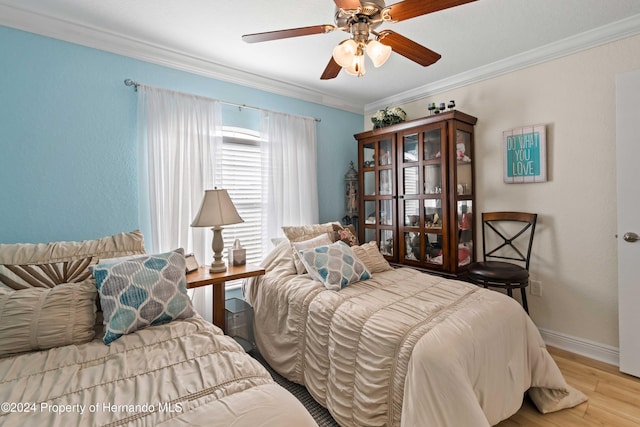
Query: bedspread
[
  {"left": 245, "top": 243, "right": 586, "bottom": 427},
  {"left": 0, "top": 316, "right": 317, "bottom": 427}
]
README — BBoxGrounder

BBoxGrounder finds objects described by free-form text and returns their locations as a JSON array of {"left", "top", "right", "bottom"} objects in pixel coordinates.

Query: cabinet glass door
[
  {"left": 424, "top": 199, "right": 443, "bottom": 266},
  {"left": 422, "top": 126, "right": 447, "bottom": 269},
  {"left": 454, "top": 127, "right": 474, "bottom": 268},
  {"left": 360, "top": 136, "right": 396, "bottom": 262},
  {"left": 455, "top": 130, "right": 472, "bottom": 196},
  {"left": 397, "top": 124, "right": 447, "bottom": 269},
  {"left": 457, "top": 200, "right": 473, "bottom": 266}
]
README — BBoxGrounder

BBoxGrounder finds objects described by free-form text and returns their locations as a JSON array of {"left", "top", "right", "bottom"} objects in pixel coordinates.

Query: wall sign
[{"left": 503, "top": 124, "right": 547, "bottom": 183}]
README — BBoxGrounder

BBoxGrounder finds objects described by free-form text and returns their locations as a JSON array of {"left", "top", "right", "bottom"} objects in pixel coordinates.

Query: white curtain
[
  {"left": 261, "top": 111, "right": 319, "bottom": 247},
  {"left": 137, "top": 88, "right": 318, "bottom": 317},
  {"left": 137, "top": 85, "right": 222, "bottom": 320}
]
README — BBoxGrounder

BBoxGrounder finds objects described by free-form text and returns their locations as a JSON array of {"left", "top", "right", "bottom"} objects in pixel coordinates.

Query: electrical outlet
[{"left": 530, "top": 280, "right": 542, "bottom": 296}]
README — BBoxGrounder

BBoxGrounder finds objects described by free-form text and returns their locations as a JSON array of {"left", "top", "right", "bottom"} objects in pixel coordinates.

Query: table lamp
[{"left": 191, "top": 188, "right": 244, "bottom": 273}]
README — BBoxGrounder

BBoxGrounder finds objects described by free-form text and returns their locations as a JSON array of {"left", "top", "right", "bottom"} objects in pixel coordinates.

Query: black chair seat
[{"left": 468, "top": 261, "right": 529, "bottom": 283}]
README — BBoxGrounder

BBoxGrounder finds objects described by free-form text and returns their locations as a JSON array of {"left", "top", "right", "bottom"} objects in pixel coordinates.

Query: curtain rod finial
[{"left": 124, "top": 79, "right": 139, "bottom": 91}]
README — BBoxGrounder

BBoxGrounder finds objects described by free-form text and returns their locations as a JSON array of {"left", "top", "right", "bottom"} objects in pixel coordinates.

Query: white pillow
[{"left": 291, "top": 233, "right": 333, "bottom": 274}]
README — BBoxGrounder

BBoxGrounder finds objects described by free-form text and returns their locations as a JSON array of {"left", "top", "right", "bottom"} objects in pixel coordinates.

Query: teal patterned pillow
[
  {"left": 89, "top": 248, "right": 195, "bottom": 344},
  {"left": 299, "top": 241, "right": 371, "bottom": 290}
]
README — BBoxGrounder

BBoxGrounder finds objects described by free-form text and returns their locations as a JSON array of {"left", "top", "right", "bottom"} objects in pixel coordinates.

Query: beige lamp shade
[
  {"left": 191, "top": 189, "right": 243, "bottom": 273},
  {"left": 191, "top": 189, "right": 243, "bottom": 227}
]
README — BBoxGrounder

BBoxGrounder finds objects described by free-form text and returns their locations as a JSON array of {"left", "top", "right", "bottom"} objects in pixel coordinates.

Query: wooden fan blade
[
  {"left": 386, "top": 0, "right": 476, "bottom": 22},
  {"left": 379, "top": 30, "right": 441, "bottom": 66},
  {"left": 321, "top": 57, "right": 342, "bottom": 80},
  {"left": 243, "top": 25, "right": 335, "bottom": 43},
  {"left": 334, "top": 0, "right": 362, "bottom": 10}
]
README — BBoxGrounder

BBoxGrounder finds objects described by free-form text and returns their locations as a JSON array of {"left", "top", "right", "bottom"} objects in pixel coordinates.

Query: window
[{"left": 219, "top": 127, "right": 264, "bottom": 287}]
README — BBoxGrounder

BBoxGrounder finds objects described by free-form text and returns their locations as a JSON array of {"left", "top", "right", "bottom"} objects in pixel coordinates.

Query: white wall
[{"left": 366, "top": 34, "right": 640, "bottom": 357}]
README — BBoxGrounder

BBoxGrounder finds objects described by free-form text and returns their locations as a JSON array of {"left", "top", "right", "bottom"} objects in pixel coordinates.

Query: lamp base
[
  {"left": 209, "top": 261, "right": 227, "bottom": 273},
  {"left": 209, "top": 226, "right": 227, "bottom": 273}
]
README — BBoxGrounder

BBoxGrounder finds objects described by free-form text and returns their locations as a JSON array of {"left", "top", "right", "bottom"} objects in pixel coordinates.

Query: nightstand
[{"left": 186, "top": 264, "right": 265, "bottom": 330}]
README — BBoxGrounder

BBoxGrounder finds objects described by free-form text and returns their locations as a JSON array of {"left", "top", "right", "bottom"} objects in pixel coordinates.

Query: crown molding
[
  {"left": 4, "top": 4, "right": 640, "bottom": 117},
  {"left": 0, "top": 4, "right": 364, "bottom": 114},
  {"left": 365, "top": 13, "right": 640, "bottom": 114}
]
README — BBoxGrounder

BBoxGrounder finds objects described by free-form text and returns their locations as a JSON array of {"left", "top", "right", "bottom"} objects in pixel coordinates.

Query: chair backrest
[{"left": 481, "top": 212, "right": 537, "bottom": 270}]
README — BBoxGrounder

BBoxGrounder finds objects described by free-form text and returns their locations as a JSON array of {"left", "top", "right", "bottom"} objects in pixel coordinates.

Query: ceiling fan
[{"left": 242, "top": 0, "right": 477, "bottom": 79}]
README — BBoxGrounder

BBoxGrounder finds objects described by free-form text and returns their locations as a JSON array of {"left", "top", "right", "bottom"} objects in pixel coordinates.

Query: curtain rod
[{"left": 124, "top": 79, "right": 321, "bottom": 123}]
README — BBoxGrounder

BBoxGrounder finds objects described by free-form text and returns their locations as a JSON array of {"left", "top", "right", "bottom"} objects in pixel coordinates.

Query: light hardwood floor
[{"left": 497, "top": 346, "right": 640, "bottom": 426}]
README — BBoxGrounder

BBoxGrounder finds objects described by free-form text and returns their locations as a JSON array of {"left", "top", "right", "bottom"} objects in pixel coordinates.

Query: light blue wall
[{"left": 0, "top": 26, "right": 363, "bottom": 244}]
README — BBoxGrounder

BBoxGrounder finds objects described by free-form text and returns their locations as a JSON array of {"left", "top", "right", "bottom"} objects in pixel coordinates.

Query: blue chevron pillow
[
  {"left": 299, "top": 241, "right": 371, "bottom": 291},
  {"left": 89, "top": 248, "right": 195, "bottom": 344}
]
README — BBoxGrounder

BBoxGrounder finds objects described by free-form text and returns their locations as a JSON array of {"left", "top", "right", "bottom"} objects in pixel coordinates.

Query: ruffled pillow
[
  {"left": 0, "top": 280, "right": 97, "bottom": 357},
  {"left": 350, "top": 241, "right": 393, "bottom": 274},
  {"left": 281, "top": 222, "right": 339, "bottom": 242}
]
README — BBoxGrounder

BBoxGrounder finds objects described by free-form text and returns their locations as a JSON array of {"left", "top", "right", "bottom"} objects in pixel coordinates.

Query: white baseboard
[{"left": 539, "top": 327, "right": 620, "bottom": 367}]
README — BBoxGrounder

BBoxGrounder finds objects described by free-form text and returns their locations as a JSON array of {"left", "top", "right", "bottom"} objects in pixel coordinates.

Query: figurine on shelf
[
  {"left": 456, "top": 132, "right": 471, "bottom": 162},
  {"left": 379, "top": 146, "right": 391, "bottom": 165}
]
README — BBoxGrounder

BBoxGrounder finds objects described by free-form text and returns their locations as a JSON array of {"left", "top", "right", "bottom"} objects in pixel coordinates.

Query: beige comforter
[
  {"left": 245, "top": 242, "right": 586, "bottom": 427},
  {"left": 0, "top": 316, "right": 317, "bottom": 427}
]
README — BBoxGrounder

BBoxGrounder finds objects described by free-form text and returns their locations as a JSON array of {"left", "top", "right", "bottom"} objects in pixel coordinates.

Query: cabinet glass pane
[
  {"left": 364, "top": 171, "right": 375, "bottom": 195},
  {"left": 455, "top": 130, "right": 471, "bottom": 163},
  {"left": 424, "top": 165, "right": 442, "bottom": 195},
  {"left": 364, "top": 228, "right": 376, "bottom": 244},
  {"left": 379, "top": 169, "right": 392, "bottom": 195},
  {"left": 458, "top": 200, "right": 473, "bottom": 266},
  {"left": 456, "top": 130, "right": 472, "bottom": 195},
  {"left": 424, "top": 233, "right": 443, "bottom": 265},
  {"left": 403, "top": 133, "right": 418, "bottom": 162},
  {"left": 404, "top": 199, "right": 420, "bottom": 226},
  {"left": 403, "top": 167, "right": 419, "bottom": 195},
  {"left": 363, "top": 143, "right": 375, "bottom": 168},
  {"left": 404, "top": 232, "right": 420, "bottom": 261},
  {"left": 380, "top": 230, "right": 394, "bottom": 256},
  {"left": 424, "top": 129, "right": 442, "bottom": 160},
  {"left": 379, "top": 139, "right": 392, "bottom": 166},
  {"left": 379, "top": 200, "right": 393, "bottom": 225},
  {"left": 424, "top": 199, "right": 442, "bottom": 229},
  {"left": 364, "top": 201, "right": 376, "bottom": 224}
]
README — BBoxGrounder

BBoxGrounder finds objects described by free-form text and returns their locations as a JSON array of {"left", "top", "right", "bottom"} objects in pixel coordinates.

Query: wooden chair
[{"left": 467, "top": 212, "right": 537, "bottom": 313}]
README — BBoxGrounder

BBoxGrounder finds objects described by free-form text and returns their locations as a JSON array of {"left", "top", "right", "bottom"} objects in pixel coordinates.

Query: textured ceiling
[{"left": 1, "top": 0, "right": 640, "bottom": 113}]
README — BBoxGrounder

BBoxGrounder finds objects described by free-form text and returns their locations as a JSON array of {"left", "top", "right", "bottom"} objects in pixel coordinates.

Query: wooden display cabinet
[{"left": 355, "top": 110, "right": 477, "bottom": 277}]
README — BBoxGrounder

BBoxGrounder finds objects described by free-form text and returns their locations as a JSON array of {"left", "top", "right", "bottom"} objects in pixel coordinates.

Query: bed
[
  {"left": 0, "top": 231, "right": 317, "bottom": 427},
  {"left": 244, "top": 224, "right": 587, "bottom": 427}
]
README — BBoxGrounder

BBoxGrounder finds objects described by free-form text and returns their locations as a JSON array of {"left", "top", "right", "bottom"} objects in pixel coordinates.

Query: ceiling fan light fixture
[
  {"left": 332, "top": 39, "right": 358, "bottom": 68},
  {"left": 366, "top": 39, "right": 392, "bottom": 67},
  {"left": 344, "top": 53, "right": 366, "bottom": 77}
]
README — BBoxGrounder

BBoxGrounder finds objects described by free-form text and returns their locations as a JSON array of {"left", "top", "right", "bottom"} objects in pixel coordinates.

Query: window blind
[{"left": 220, "top": 129, "right": 264, "bottom": 273}]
